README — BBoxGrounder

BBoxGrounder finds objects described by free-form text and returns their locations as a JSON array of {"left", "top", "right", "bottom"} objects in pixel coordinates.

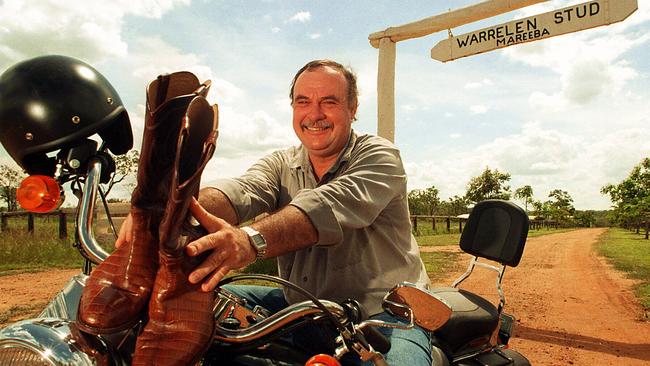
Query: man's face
[{"left": 292, "top": 67, "right": 357, "bottom": 162}]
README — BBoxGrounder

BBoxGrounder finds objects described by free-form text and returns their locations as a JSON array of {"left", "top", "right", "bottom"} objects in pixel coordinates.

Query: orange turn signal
[
  {"left": 305, "top": 354, "right": 341, "bottom": 366},
  {"left": 16, "top": 175, "right": 62, "bottom": 213}
]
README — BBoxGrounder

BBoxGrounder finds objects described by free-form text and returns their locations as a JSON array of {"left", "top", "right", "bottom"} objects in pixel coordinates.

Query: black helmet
[{"left": 0, "top": 55, "right": 133, "bottom": 175}]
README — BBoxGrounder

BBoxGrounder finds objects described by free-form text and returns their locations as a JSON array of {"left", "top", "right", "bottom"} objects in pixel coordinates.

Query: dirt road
[
  {"left": 435, "top": 228, "right": 650, "bottom": 366},
  {"left": 1, "top": 229, "right": 649, "bottom": 365}
]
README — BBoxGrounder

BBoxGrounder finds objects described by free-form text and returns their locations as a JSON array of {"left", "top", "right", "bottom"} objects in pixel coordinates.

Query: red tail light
[
  {"left": 305, "top": 354, "right": 341, "bottom": 366},
  {"left": 16, "top": 175, "right": 62, "bottom": 213}
]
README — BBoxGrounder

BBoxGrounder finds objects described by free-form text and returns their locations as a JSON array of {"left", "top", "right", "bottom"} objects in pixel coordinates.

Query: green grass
[
  {"left": 416, "top": 233, "right": 461, "bottom": 247},
  {"left": 0, "top": 216, "right": 83, "bottom": 273},
  {"left": 420, "top": 251, "right": 461, "bottom": 282},
  {"left": 596, "top": 228, "right": 650, "bottom": 312},
  {"left": 415, "top": 227, "right": 577, "bottom": 247}
]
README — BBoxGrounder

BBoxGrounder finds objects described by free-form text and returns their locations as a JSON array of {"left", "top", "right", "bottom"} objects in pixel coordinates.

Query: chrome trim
[
  {"left": 452, "top": 256, "right": 507, "bottom": 313},
  {"left": 213, "top": 299, "right": 347, "bottom": 343},
  {"left": 38, "top": 274, "right": 87, "bottom": 321},
  {"left": 76, "top": 159, "right": 110, "bottom": 264},
  {"left": 0, "top": 319, "right": 98, "bottom": 365}
]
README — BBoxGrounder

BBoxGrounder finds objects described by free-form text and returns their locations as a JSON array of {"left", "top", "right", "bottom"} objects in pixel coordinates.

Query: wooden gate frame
[{"left": 368, "top": 0, "right": 549, "bottom": 142}]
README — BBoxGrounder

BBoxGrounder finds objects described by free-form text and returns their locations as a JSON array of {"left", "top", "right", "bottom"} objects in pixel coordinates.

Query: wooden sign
[{"left": 430, "top": 0, "right": 638, "bottom": 62}]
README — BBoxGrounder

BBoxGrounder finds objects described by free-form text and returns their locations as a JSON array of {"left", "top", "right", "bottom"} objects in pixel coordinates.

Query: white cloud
[
  {"left": 449, "top": 133, "right": 461, "bottom": 139},
  {"left": 401, "top": 104, "right": 418, "bottom": 112},
  {"left": 271, "top": 27, "right": 281, "bottom": 33},
  {"left": 288, "top": 11, "right": 311, "bottom": 23},
  {"left": 405, "top": 121, "right": 650, "bottom": 210},
  {"left": 470, "top": 105, "right": 489, "bottom": 114},
  {"left": 502, "top": 1, "right": 650, "bottom": 107},
  {"left": 309, "top": 33, "right": 321, "bottom": 39},
  {"left": 201, "top": 107, "right": 297, "bottom": 183},
  {"left": 0, "top": 0, "right": 189, "bottom": 68},
  {"left": 464, "top": 78, "right": 493, "bottom": 89}
]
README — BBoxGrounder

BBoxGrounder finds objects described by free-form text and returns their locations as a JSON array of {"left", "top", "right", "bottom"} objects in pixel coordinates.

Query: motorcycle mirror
[
  {"left": 16, "top": 175, "right": 63, "bottom": 213},
  {"left": 382, "top": 282, "right": 452, "bottom": 332}
]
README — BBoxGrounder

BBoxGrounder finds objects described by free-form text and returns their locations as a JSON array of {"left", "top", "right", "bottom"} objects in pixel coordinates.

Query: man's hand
[
  {"left": 187, "top": 198, "right": 257, "bottom": 292},
  {"left": 115, "top": 213, "right": 133, "bottom": 248}
]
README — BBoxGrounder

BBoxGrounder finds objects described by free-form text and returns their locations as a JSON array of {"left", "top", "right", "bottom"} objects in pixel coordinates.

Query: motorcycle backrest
[{"left": 459, "top": 200, "right": 529, "bottom": 267}]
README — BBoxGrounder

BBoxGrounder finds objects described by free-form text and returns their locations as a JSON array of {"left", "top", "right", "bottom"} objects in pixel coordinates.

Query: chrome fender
[{"left": 0, "top": 318, "right": 120, "bottom": 365}]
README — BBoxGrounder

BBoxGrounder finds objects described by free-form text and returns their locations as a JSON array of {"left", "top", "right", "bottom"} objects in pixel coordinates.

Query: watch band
[{"left": 241, "top": 226, "right": 267, "bottom": 260}]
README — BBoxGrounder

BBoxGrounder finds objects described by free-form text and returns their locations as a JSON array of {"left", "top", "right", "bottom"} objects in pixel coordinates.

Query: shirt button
[{"left": 303, "top": 276, "right": 308, "bottom": 282}]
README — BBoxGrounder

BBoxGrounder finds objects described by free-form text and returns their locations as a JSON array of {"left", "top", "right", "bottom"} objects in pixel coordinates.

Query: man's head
[
  {"left": 290, "top": 60, "right": 358, "bottom": 115},
  {"left": 290, "top": 60, "right": 358, "bottom": 163}
]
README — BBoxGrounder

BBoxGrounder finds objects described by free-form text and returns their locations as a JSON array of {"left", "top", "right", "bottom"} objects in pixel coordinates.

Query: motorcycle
[
  {"left": 0, "top": 134, "right": 531, "bottom": 365},
  {"left": 0, "top": 56, "right": 530, "bottom": 365}
]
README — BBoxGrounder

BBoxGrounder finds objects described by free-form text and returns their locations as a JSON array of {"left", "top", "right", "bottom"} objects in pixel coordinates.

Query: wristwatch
[{"left": 241, "top": 226, "right": 267, "bottom": 260}]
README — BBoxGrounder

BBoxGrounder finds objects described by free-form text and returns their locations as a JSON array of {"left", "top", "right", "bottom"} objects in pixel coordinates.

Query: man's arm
[
  {"left": 197, "top": 187, "right": 239, "bottom": 225},
  {"left": 187, "top": 197, "right": 317, "bottom": 292},
  {"left": 249, "top": 205, "right": 318, "bottom": 258}
]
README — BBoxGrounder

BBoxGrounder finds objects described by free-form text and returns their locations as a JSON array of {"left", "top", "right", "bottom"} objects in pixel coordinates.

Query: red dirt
[
  {"left": 1, "top": 229, "right": 649, "bottom": 365},
  {"left": 433, "top": 228, "right": 650, "bottom": 366}
]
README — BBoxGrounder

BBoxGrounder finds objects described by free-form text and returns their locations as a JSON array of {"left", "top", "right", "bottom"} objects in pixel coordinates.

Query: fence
[
  {"left": 2, "top": 206, "right": 561, "bottom": 239},
  {"left": 410, "top": 215, "right": 559, "bottom": 234},
  {"left": 0, "top": 210, "right": 70, "bottom": 238},
  {"left": 529, "top": 219, "right": 559, "bottom": 230},
  {"left": 96, "top": 202, "right": 130, "bottom": 234},
  {"left": 410, "top": 215, "right": 467, "bottom": 233}
]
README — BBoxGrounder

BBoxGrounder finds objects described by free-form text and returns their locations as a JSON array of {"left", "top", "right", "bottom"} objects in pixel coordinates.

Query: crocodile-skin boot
[
  {"left": 77, "top": 72, "right": 211, "bottom": 334},
  {"left": 132, "top": 96, "right": 218, "bottom": 366}
]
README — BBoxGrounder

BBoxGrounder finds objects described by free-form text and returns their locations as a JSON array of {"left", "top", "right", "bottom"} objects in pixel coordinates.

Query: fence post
[
  {"left": 432, "top": 217, "right": 436, "bottom": 231},
  {"left": 459, "top": 219, "right": 463, "bottom": 233},
  {"left": 27, "top": 213, "right": 34, "bottom": 234},
  {"left": 59, "top": 211, "right": 67, "bottom": 239},
  {"left": 446, "top": 217, "right": 451, "bottom": 232},
  {"left": 412, "top": 216, "right": 418, "bottom": 232},
  {"left": 1, "top": 213, "right": 6, "bottom": 232}
]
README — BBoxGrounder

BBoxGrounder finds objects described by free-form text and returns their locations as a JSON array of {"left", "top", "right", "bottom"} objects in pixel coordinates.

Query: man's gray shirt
[{"left": 214, "top": 131, "right": 430, "bottom": 315}]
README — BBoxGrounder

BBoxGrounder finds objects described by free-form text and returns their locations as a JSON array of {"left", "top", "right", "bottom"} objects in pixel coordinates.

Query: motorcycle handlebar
[{"left": 75, "top": 158, "right": 111, "bottom": 264}]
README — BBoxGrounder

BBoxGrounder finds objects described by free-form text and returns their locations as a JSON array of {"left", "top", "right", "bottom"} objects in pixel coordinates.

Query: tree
[
  {"left": 574, "top": 210, "right": 596, "bottom": 228},
  {"left": 407, "top": 186, "right": 440, "bottom": 215},
  {"left": 547, "top": 189, "right": 575, "bottom": 224},
  {"left": 514, "top": 185, "right": 534, "bottom": 213},
  {"left": 531, "top": 199, "right": 551, "bottom": 219},
  {"left": 465, "top": 167, "right": 511, "bottom": 204},
  {"left": 104, "top": 150, "right": 140, "bottom": 197},
  {"left": 0, "top": 164, "right": 25, "bottom": 211},
  {"left": 602, "top": 157, "right": 650, "bottom": 239},
  {"left": 439, "top": 195, "right": 469, "bottom": 216}
]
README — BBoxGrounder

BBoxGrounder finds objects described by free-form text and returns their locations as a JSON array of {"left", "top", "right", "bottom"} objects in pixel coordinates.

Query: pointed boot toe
[
  {"left": 77, "top": 210, "right": 158, "bottom": 333},
  {"left": 132, "top": 255, "right": 215, "bottom": 366}
]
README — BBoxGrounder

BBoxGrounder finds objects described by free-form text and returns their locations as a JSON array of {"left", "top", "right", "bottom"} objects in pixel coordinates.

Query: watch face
[{"left": 242, "top": 226, "right": 266, "bottom": 258}]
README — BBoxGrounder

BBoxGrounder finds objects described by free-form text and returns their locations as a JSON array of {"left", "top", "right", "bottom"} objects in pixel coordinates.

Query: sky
[{"left": 0, "top": 0, "right": 648, "bottom": 210}]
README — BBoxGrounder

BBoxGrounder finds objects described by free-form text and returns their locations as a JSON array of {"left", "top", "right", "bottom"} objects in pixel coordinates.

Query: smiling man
[{"left": 184, "top": 60, "right": 433, "bottom": 364}]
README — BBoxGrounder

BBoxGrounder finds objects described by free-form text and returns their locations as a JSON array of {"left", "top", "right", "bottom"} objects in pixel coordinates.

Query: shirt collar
[{"left": 289, "top": 129, "right": 357, "bottom": 173}]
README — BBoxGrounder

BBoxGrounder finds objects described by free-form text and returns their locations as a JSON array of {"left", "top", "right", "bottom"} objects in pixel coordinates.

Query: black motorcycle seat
[{"left": 430, "top": 287, "right": 498, "bottom": 354}]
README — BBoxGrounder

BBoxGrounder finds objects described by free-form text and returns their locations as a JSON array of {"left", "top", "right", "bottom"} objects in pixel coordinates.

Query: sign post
[{"left": 431, "top": 0, "right": 638, "bottom": 62}]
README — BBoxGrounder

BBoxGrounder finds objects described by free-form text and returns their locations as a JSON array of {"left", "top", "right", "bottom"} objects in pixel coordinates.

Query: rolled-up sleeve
[
  {"left": 290, "top": 140, "right": 406, "bottom": 246},
  {"left": 213, "top": 152, "right": 285, "bottom": 223}
]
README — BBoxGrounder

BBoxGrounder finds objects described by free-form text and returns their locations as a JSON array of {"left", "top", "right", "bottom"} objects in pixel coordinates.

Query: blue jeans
[{"left": 223, "top": 285, "right": 434, "bottom": 366}]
